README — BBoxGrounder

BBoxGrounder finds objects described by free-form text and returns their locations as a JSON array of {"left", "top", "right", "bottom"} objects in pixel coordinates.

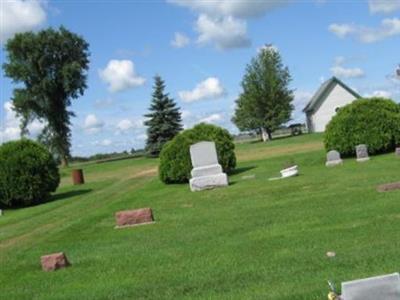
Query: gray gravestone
[
  {"left": 326, "top": 150, "right": 343, "bottom": 167},
  {"left": 341, "top": 273, "right": 400, "bottom": 300},
  {"left": 189, "top": 141, "right": 228, "bottom": 192},
  {"left": 395, "top": 147, "right": 400, "bottom": 156},
  {"left": 356, "top": 144, "right": 370, "bottom": 162}
]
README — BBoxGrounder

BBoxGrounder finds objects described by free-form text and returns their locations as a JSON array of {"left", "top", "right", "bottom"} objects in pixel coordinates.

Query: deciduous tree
[{"left": 3, "top": 27, "right": 90, "bottom": 166}]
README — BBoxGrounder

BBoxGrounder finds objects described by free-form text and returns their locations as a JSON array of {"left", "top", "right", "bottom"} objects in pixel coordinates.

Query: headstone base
[
  {"left": 326, "top": 159, "right": 343, "bottom": 167},
  {"left": 356, "top": 157, "right": 370, "bottom": 162},
  {"left": 189, "top": 173, "right": 228, "bottom": 192}
]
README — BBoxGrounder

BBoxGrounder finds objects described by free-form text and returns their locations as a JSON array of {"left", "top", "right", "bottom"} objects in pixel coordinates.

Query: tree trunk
[
  {"left": 61, "top": 156, "right": 69, "bottom": 168},
  {"left": 267, "top": 129, "right": 273, "bottom": 141},
  {"left": 261, "top": 127, "right": 268, "bottom": 142},
  {"left": 260, "top": 127, "right": 273, "bottom": 142}
]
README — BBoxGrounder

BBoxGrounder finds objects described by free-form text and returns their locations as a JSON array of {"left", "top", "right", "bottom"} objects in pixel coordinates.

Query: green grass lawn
[{"left": 1, "top": 134, "right": 400, "bottom": 299}]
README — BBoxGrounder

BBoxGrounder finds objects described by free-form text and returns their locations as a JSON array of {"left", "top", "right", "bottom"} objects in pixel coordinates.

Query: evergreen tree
[
  {"left": 232, "top": 45, "right": 294, "bottom": 141},
  {"left": 144, "top": 76, "right": 183, "bottom": 156}
]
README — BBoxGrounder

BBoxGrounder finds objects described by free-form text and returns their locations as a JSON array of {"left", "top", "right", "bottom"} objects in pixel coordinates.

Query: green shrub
[
  {"left": 0, "top": 139, "right": 60, "bottom": 207},
  {"left": 159, "top": 123, "right": 236, "bottom": 183},
  {"left": 324, "top": 98, "right": 400, "bottom": 156}
]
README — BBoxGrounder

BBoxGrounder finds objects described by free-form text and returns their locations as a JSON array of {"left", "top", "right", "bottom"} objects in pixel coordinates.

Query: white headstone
[
  {"left": 190, "top": 141, "right": 218, "bottom": 168},
  {"left": 395, "top": 147, "right": 400, "bottom": 156},
  {"left": 341, "top": 273, "right": 400, "bottom": 300},
  {"left": 326, "top": 150, "right": 343, "bottom": 167},
  {"left": 189, "top": 141, "right": 228, "bottom": 192},
  {"left": 356, "top": 144, "right": 370, "bottom": 162}
]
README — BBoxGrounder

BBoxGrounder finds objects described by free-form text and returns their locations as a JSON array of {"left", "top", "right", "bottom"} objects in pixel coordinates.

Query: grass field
[{"left": 1, "top": 133, "right": 400, "bottom": 299}]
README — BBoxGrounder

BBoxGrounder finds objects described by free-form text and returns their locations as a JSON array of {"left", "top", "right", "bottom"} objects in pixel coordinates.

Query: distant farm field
[{"left": 1, "top": 134, "right": 400, "bottom": 299}]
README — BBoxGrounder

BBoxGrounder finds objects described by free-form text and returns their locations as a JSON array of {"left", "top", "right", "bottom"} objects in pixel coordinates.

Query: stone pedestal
[
  {"left": 41, "top": 252, "right": 70, "bottom": 272},
  {"left": 189, "top": 141, "right": 228, "bottom": 192},
  {"left": 190, "top": 173, "right": 228, "bottom": 192}
]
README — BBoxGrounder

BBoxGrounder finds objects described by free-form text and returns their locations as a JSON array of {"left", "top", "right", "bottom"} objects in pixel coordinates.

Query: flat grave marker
[
  {"left": 41, "top": 252, "right": 70, "bottom": 272},
  {"left": 115, "top": 208, "right": 154, "bottom": 228}
]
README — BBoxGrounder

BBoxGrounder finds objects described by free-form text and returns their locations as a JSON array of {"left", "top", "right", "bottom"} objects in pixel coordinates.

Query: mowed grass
[{"left": 1, "top": 134, "right": 400, "bottom": 299}]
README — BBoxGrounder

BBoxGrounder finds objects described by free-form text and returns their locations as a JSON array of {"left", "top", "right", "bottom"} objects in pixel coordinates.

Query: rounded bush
[
  {"left": 159, "top": 123, "right": 236, "bottom": 183},
  {"left": 0, "top": 139, "right": 60, "bottom": 207},
  {"left": 324, "top": 98, "right": 400, "bottom": 156}
]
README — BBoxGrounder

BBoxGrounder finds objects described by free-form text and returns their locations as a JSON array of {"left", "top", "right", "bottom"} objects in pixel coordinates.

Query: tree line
[{"left": 3, "top": 27, "right": 299, "bottom": 166}]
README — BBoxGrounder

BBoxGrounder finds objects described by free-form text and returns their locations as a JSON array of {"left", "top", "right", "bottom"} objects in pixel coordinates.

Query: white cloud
[
  {"left": 181, "top": 110, "right": 192, "bottom": 119},
  {"left": 179, "top": 77, "right": 225, "bottom": 102},
  {"left": 0, "top": 0, "right": 47, "bottom": 43},
  {"left": 0, "top": 101, "right": 45, "bottom": 143},
  {"left": 330, "top": 56, "right": 365, "bottom": 79},
  {"left": 171, "top": 32, "right": 190, "bottom": 48},
  {"left": 331, "top": 66, "right": 365, "bottom": 78},
  {"left": 329, "top": 18, "right": 400, "bottom": 43},
  {"left": 196, "top": 14, "right": 250, "bottom": 49},
  {"left": 364, "top": 90, "right": 392, "bottom": 98},
  {"left": 93, "top": 139, "right": 112, "bottom": 147},
  {"left": 199, "top": 113, "right": 224, "bottom": 124},
  {"left": 369, "top": 0, "right": 400, "bottom": 14},
  {"left": 135, "top": 133, "right": 147, "bottom": 141},
  {"left": 168, "top": 1, "right": 288, "bottom": 50},
  {"left": 168, "top": 0, "right": 288, "bottom": 18},
  {"left": 292, "top": 91, "right": 313, "bottom": 123},
  {"left": 83, "top": 114, "right": 104, "bottom": 134},
  {"left": 117, "top": 119, "right": 134, "bottom": 131},
  {"left": 328, "top": 24, "right": 355, "bottom": 38},
  {"left": 116, "top": 118, "right": 144, "bottom": 132},
  {"left": 99, "top": 60, "right": 145, "bottom": 92}
]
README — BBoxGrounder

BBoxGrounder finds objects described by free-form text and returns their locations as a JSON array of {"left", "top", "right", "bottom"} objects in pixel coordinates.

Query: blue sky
[{"left": 1, "top": 0, "right": 399, "bottom": 156}]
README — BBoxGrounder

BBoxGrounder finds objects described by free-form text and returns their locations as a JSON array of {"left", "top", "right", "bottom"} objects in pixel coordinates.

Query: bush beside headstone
[
  {"left": 324, "top": 98, "right": 400, "bottom": 156},
  {"left": 159, "top": 123, "right": 236, "bottom": 184}
]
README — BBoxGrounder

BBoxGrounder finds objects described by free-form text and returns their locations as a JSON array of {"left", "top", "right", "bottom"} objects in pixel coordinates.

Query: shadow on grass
[
  {"left": 230, "top": 166, "right": 257, "bottom": 176},
  {"left": 50, "top": 189, "right": 92, "bottom": 202},
  {"left": 0, "top": 189, "right": 93, "bottom": 210}
]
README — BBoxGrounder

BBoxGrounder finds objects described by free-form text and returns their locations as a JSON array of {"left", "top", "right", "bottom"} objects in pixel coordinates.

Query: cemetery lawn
[{"left": 2, "top": 133, "right": 400, "bottom": 299}]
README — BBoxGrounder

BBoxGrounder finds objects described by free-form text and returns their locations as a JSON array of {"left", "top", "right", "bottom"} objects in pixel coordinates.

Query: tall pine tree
[{"left": 144, "top": 76, "right": 183, "bottom": 157}]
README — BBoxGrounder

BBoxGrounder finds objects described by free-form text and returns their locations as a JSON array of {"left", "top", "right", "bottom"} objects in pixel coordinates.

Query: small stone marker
[
  {"left": 355, "top": 144, "right": 370, "bottom": 162},
  {"left": 41, "top": 252, "right": 70, "bottom": 272},
  {"left": 377, "top": 182, "right": 400, "bottom": 192},
  {"left": 189, "top": 141, "right": 228, "bottom": 192},
  {"left": 115, "top": 208, "right": 154, "bottom": 228},
  {"left": 395, "top": 147, "right": 400, "bottom": 156},
  {"left": 326, "top": 251, "right": 336, "bottom": 258},
  {"left": 326, "top": 150, "right": 343, "bottom": 167},
  {"left": 241, "top": 174, "right": 255, "bottom": 180},
  {"left": 0, "top": 209, "right": 2, "bottom": 216},
  {"left": 72, "top": 169, "right": 84, "bottom": 185},
  {"left": 341, "top": 272, "right": 400, "bottom": 300}
]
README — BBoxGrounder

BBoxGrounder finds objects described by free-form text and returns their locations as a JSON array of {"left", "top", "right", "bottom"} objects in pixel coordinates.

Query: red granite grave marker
[
  {"left": 41, "top": 252, "right": 70, "bottom": 272},
  {"left": 115, "top": 208, "right": 154, "bottom": 228}
]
